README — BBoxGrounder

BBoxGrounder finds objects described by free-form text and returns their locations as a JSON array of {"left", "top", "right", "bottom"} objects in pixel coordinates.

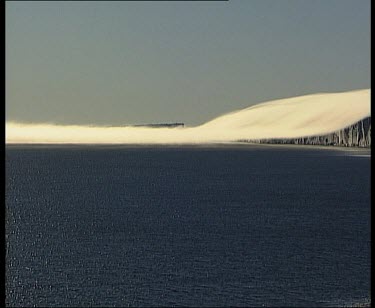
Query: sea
[{"left": 5, "top": 144, "right": 371, "bottom": 307}]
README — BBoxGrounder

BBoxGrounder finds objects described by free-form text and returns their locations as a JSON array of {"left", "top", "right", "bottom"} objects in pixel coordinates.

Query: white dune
[{"left": 6, "top": 89, "right": 370, "bottom": 144}]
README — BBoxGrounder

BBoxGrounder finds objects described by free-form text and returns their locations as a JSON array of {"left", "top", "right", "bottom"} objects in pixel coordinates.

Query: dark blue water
[{"left": 6, "top": 145, "right": 371, "bottom": 307}]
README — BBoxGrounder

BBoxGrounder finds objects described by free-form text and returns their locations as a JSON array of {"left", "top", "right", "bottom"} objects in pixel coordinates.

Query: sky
[{"left": 6, "top": 0, "right": 370, "bottom": 126}]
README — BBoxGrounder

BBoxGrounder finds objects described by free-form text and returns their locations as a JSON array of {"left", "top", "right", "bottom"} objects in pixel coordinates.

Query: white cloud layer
[{"left": 6, "top": 89, "right": 370, "bottom": 144}]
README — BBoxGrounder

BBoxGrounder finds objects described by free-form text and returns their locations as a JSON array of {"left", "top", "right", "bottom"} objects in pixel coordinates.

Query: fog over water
[{"left": 6, "top": 89, "right": 370, "bottom": 144}]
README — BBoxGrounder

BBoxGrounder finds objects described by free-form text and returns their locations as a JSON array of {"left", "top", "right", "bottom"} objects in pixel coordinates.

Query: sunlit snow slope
[{"left": 6, "top": 89, "right": 370, "bottom": 144}]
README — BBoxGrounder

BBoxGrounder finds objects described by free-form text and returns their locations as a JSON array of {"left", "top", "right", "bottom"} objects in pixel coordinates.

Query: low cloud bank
[{"left": 6, "top": 89, "right": 370, "bottom": 144}]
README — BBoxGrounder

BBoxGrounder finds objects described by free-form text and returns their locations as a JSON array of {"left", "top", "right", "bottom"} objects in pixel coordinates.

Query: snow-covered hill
[{"left": 6, "top": 89, "right": 370, "bottom": 144}]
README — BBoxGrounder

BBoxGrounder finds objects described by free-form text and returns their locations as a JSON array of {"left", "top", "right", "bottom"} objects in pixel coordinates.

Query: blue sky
[{"left": 6, "top": 0, "right": 370, "bottom": 126}]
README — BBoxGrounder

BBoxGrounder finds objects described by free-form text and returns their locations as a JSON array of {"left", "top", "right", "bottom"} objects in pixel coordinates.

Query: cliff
[{"left": 239, "top": 117, "right": 371, "bottom": 147}]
